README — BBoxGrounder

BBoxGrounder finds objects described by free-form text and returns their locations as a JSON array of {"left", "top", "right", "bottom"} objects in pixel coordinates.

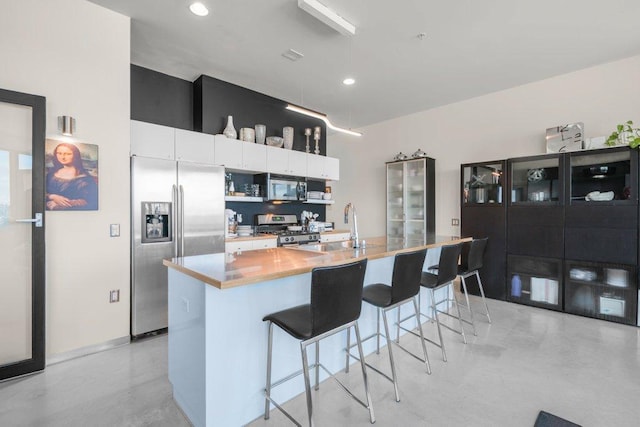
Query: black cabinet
[
  {"left": 506, "top": 153, "right": 565, "bottom": 311},
  {"left": 564, "top": 260, "right": 637, "bottom": 325},
  {"left": 462, "top": 148, "right": 639, "bottom": 326},
  {"left": 508, "top": 255, "right": 563, "bottom": 311},
  {"left": 461, "top": 161, "right": 506, "bottom": 300}
]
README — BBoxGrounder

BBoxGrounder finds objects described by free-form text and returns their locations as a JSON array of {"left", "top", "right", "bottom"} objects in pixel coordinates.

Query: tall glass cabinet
[{"left": 386, "top": 157, "right": 435, "bottom": 245}]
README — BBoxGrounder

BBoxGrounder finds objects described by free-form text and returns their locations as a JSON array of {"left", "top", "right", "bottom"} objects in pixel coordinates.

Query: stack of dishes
[
  {"left": 237, "top": 225, "right": 253, "bottom": 237},
  {"left": 307, "top": 191, "right": 324, "bottom": 200}
]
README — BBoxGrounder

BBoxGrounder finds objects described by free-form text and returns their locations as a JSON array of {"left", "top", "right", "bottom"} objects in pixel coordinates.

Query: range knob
[{"left": 284, "top": 237, "right": 290, "bottom": 242}]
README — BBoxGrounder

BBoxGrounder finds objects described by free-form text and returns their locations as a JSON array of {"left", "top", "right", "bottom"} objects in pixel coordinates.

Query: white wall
[
  {"left": 0, "top": 0, "right": 131, "bottom": 357},
  {"left": 327, "top": 55, "right": 640, "bottom": 238}
]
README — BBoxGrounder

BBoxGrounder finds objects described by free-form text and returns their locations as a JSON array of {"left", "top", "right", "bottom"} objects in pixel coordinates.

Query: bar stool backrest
[
  {"left": 310, "top": 258, "right": 368, "bottom": 337},
  {"left": 464, "top": 238, "right": 488, "bottom": 273},
  {"left": 436, "top": 244, "right": 462, "bottom": 286},
  {"left": 391, "top": 248, "right": 428, "bottom": 304}
]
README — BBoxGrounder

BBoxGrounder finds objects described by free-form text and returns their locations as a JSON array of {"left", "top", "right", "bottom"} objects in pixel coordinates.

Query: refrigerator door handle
[
  {"left": 179, "top": 185, "right": 185, "bottom": 257},
  {"left": 172, "top": 184, "right": 179, "bottom": 257}
]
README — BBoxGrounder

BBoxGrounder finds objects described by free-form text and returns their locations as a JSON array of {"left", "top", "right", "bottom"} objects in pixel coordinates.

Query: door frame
[{"left": 0, "top": 88, "right": 46, "bottom": 381}]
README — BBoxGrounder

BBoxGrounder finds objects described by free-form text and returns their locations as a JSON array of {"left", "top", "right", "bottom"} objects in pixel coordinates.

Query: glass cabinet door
[
  {"left": 405, "top": 159, "right": 426, "bottom": 240},
  {"left": 386, "top": 162, "right": 404, "bottom": 239},
  {"left": 509, "top": 155, "right": 561, "bottom": 205},
  {"left": 462, "top": 162, "right": 504, "bottom": 205},
  {"left": 568, "top": 148, "right": 636, "bottom": 205}
]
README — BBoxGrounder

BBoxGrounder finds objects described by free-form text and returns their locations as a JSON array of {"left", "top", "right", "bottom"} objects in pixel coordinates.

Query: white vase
[
  {"left": 223, "top": 115, "right": 237, "bottom": 139},
  {"left": 283, "top": 126, "right": 294, "bottom": 150}
]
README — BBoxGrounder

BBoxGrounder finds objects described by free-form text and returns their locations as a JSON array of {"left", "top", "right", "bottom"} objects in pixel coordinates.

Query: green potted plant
[{"left": 605, "top": 120, "right": 640, "bottom": 148}]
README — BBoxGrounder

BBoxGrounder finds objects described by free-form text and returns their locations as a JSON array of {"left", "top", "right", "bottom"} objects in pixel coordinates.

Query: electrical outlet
[
  {"left": 109, "top": 289, "right": 120, "bottom": 303},
  {"left": 110, "top": 224, "right": 120, "bottom": 237},
  {"left": 451, "top": 218, "right": 460, "bottom": 226}
]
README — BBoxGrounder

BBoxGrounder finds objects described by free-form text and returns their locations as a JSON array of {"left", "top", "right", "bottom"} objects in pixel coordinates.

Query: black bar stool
[
  {"left": 263, "top": 258, "right": 375, "bottom": 426},
  {"left": 458, "top": 238, "right": 491, "bottom": 326},
  {"left": 413, "top": 243, "right": 464, "bottom": 362},
  {"left": 345, "top": 248, "right": 431, "bottom": 402}
]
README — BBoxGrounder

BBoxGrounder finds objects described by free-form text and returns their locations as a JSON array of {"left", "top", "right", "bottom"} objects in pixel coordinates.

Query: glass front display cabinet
[
  {"left": 509, "top": 154, "right": 562, "bottom": 205},
  {"left": 567, "top": 147, "right": 636, "bottom": 205},
  {"left": 508, "top": 255, "right": 563, "bottom": 311},
  {"left": 564, "top": 260, "right": 637, "bottom": 325},
  {"left": 386, "top": 157, "right": 435, "bottom": 245},
  {"left": 462, "top": 162, "right": 504, "bottom": 206}
]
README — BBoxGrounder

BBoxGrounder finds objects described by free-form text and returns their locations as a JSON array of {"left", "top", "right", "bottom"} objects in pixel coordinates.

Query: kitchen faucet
[{"left": 344, "top": 202, "right": 359, "bottom": 248}]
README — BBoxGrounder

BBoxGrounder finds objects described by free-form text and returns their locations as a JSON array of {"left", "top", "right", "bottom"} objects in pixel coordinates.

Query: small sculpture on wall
[{"left": 305, "top": 128, "right": 312, "bottom": 153}]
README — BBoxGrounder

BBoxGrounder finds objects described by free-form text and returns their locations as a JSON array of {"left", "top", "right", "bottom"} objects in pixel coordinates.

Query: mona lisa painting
[{"left": 45, "top": 139, "right": 98, "bottom": 211}]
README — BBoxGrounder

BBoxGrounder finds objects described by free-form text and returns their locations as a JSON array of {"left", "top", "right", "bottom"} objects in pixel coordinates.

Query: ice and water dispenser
[{"left": 141, "top": 202, "right": 171, "bottom": 243}]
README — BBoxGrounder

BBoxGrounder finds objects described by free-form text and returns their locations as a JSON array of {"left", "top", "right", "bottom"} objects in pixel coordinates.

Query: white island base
[{"left": 168, "top": 250, "right": 449, "bottom": 426}]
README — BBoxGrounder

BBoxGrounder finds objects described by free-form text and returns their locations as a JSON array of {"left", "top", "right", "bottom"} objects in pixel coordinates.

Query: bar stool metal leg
[
  {"left": 345, "top": 327, "right": 351, "bottom": 374},
  {"left": 376, "top": 307, "right": 381, "bottom": 354},
  {"left": 451, "top": 285, "right": 467, "bottom": 344},
  {"left": 460, "top": 276, "right": 477, "bottom": 336},
  {"left": 381, "top": 308, "right": 400, "bottom": 402},
  {"left": 264, "top": 321, "right": 273, "bottom": 420},
  {"left": 412, "top": 297, "right": 431, "bottom": 374},
  {"left": 476, "top": 271, "right": 492, "bottom": 323},
  {"left": 354, "top": 323, "right": 376, "bottom": 424},
  {"left": 301, "top": 342, "right": 314, "bottom": 427},
  {"left": 315, "top": 342, "right": 320, "bottom": 391},
  {"left": 430, "top": 288, "right": 447, "bottom": 362}
]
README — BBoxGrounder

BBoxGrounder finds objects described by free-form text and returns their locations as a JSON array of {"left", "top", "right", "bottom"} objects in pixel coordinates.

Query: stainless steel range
[{"left": 255, "top": 214, "right": 320, "bottom": 246}]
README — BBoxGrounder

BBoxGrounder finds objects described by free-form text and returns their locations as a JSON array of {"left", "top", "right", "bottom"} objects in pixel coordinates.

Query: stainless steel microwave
[{"left": 257, "top": 174, "right": 307, "bottom": 201}]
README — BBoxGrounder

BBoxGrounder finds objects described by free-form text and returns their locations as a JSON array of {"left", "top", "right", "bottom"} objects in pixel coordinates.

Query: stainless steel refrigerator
[{"left": 131, "top": 156, "right": 225, "bottom": 337}]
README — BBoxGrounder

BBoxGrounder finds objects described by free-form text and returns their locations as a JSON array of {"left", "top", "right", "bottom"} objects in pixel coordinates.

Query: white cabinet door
[
  {"left": 242, "top": 142, "right": 267, "bottom": 172},
  {"left": 306, "top": 153, "right": 339, "bottom": 181},
  {"left": 288, "top": 150, "right": 308, "bottom": 177},
  {"left": 252, "top": 238, "right": 277, "bottom": 250},
  {"left": 225, "top": 240, "right": 254, "bottom": 253},
  {"left": 175, "top": 128, "right": 215, "bottom": 163},
  {"left": 214, "top": 135, "right": 243, "bottom": 169},
  {"left": 320, "top": 232, "right": 351, "bottom": 243},
  {"left": 266, "top": 146, "right": 289, "bottom": 174},
  {"left": 306, "top": 153, "right": 324, "bottom": 179},
  {"left": 131, "top": 120, "right": 174, "bottom": 159},
  {"left": 324, "top": 156, "right": 340, "bottom": 181}
]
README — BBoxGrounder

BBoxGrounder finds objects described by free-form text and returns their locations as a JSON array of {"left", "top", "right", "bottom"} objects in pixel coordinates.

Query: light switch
[{"left": 110, "top": 224, "right": 120, "bottom": 237}]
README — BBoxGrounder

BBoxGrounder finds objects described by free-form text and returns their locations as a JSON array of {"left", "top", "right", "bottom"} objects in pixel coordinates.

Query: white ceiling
[{"left": 88, "top": 0, "right": 640, "bottom": 130}]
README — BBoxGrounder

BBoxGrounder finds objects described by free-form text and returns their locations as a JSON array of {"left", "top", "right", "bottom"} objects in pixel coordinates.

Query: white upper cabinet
[
  {"left": 130, "top": 120, "right": 174, "bottom": 159},
  {"left": 131, "top": 122, "right": 339, "bottom": 180},
  {"left": 242, "top": 141, "right": 267, "bottom": 172},
  {"left": 131, "top": 120, "right": 215, "bottom": 164},
  {"left": 214, "top": 135, "right": 243, "bottom": 169},
  {"left": 266, "top": 146, "right": 307, "bottom": 177},
  {"left": 214, "top": 135, "right": 267, "bottom": 172},
  {"left": 175, "top": 128, "right": 215, "bottom": 163},
  {"left": 307, "top": 153, "right": 340, "bottom": 181}
]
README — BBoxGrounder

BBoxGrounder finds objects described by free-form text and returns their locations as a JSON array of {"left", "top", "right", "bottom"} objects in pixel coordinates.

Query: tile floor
[{"left": 1, "top": 296, "right": 639, "bottom": 427}]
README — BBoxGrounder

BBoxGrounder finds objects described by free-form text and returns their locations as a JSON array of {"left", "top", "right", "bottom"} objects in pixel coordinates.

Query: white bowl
[
  {"left": 322, "top": 193, "right": 332, "bottom": 200},
  {"left": 266, "top": 136, "right": 284, "bottom": 147}
]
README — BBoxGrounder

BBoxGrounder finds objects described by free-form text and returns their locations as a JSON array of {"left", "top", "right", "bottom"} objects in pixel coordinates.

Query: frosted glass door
[
  {"left": 0, "top": 89, "right": 45, "bottom": 381},
  {"left": 387, "top": 162, "right": 404, "bottom": 239}
]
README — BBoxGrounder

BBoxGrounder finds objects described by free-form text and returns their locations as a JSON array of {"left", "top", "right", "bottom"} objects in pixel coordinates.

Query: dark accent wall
[
  {"left": 130, "top": 66, "right": 331, "bottom": 223},
  {"left": 194, "top": 75, "right": 326, "bottom": 154},
  {"left": 131, "top": 65, "right": 194, "bottom": 131}
]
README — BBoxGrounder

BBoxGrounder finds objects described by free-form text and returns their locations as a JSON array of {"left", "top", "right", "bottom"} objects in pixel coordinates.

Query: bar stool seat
[
  {"left": 263, "top": 258, "right": 375, "bottom": 426},
  {"left": 347, "top": 248, "right": 431, "bottom": 402}
]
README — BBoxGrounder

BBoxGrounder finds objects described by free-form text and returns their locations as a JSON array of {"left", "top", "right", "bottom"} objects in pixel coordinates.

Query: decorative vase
[
  {"left": 223, "top": 115, "right": 237, "bottom": 139},
  {"left": 283, "top": 126, "right": 294, "bottom": 150},
  {"left": 255, "top": 124, "right": 266, "bottom": 144}
]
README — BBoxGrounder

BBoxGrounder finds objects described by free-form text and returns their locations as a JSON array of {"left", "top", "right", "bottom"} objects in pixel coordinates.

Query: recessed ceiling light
[
  {"left": 189, "top": 2, "right": 209, "bottom": 17},
  {"left": 343, "top": 78, "right": 355, "bottom": 85}
]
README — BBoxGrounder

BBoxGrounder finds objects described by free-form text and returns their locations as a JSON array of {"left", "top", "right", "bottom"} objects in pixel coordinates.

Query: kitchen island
[{"left": 164, "top": 235, "right": 467, "bottom": 427}]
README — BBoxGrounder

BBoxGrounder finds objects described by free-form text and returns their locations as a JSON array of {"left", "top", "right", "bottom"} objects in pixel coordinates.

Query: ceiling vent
[{"left": 282, "top": 49, "right": 304, "bottom": 61}]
